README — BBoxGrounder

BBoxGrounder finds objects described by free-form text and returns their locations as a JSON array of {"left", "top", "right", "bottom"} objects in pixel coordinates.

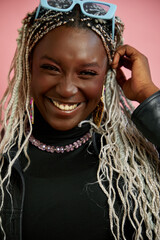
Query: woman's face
[{"left": 31, "top": 25, "right": 108, "bottom": 131}]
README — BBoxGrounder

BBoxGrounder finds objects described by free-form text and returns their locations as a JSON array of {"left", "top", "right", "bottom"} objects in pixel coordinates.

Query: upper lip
[{"left": 47, "top": 96, "right": 82, "bottom": 105}]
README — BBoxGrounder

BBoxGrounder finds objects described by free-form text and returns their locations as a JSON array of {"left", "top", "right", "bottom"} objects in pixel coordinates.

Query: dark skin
[
  {"left": 112, "top": 45, "right": 159, "bottom": 103},
  {"left": 31, "top": 25, "right": 108, "bottom": 131}
]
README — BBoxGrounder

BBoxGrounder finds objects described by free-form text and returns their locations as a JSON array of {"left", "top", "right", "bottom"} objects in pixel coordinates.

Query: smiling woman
[
  {"left": 0, "top": 1, "right": 160, "bottom": 240},
  {"left": 31, "top": 25, "right": 107, "bottom": 130}
]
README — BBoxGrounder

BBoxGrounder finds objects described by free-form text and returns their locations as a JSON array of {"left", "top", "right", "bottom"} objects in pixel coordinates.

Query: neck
[{"left": 31, "top": 106, "right": 91, "bottom": 145}]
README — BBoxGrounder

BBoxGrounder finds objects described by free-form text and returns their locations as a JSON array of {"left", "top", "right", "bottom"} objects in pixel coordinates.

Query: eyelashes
[
  {"left": 40, "top": 64, "right": 98, "bottom": 77},
  {"left": 40, "top": 64, "right": 59, "bottom": 72},
  {"left": 79, "top": 70, "right": 98, "bottom": 76}
]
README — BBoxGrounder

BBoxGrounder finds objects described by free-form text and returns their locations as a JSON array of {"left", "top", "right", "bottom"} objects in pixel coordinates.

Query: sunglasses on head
[{"left": 35, "top": 0, "right": 117, "bottom": 40}]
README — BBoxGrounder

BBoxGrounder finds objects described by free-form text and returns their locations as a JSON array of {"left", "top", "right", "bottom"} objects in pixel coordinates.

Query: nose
[{"left": 55, "top": 75, "right": 78, "bottom": 98}]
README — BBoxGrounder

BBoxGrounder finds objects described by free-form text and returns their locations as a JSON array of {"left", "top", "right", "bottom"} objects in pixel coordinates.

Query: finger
[
  {"left": 119, "top": 56, "right": 133, "bottom": 70},
  {"left": 116, "top": 45, "right": 139, "bottom": 58},
  {"left": 112, "top": 45, "right": 140, "bottom": 69},
  {"left": 112, "top": 52, "right": 121, "bottom": 69},
  {"left": 112, "top": 55, "right": 132, "bottom": 72}
]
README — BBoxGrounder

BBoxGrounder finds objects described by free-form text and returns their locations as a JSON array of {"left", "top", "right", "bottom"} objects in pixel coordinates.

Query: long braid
[
  {"left": 0, "top": 4, "right": 160, "bottom": 240},
  {"left": 96, "top": 68, "right": 160, "bottom": 239}
]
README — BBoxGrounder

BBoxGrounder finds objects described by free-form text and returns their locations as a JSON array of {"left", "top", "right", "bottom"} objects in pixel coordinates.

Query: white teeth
[{"left": 52, "top": 100, "right": 78, "bottom": 111}]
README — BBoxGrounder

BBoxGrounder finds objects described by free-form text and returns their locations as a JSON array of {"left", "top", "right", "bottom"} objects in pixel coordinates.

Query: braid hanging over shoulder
[{"left": 0, "top": 3, "right": 160, "bottom": 240}]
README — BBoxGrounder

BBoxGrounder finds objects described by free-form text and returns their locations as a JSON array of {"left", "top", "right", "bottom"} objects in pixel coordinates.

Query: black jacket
[
  {"left": 1, "top": 91, "right": 160, "bottom": 240},
  {"left": 131, "top": 90, "right": 160, "bottom": 148}
]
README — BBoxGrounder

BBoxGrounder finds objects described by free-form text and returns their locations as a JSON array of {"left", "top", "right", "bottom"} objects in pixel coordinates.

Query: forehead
[{"left": 32, "top": 25, "right": 107, "bottom": 63}]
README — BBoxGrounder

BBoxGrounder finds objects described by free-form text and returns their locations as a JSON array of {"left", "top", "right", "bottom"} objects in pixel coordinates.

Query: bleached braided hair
[{"left": 0, "top": 1, "right": 160, "bottom": 239}]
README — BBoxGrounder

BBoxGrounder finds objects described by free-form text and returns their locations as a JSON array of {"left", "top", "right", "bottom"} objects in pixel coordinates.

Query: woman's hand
[{"left": 112, "top": 45, "right": 159, "bottom": 103}]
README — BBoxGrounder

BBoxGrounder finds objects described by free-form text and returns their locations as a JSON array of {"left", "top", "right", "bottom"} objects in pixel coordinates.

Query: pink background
[{"left": 0, "top": 0, "right": 160, "bottom": 100}]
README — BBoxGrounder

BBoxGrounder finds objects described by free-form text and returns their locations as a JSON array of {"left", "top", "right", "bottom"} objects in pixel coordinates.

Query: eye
[
  {"left": 40, "top": 64, "right": 59, "bottom": 72},
  {"left": 79, "top": 70, "right": 98, "bottom": 76}
]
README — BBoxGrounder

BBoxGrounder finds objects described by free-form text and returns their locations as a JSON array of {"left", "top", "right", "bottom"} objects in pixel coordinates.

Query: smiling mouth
[{"left": 48, "top": 98, "right": 80, "bottom": 111}]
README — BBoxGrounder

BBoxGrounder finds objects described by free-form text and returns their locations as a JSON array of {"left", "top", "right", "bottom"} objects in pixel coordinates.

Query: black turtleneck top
[
  {"left": 22, "top": 107, "right": 108, "bottom": 240},
  {"left": 22, "top": 107, "right": 134, "bottom": 240}
]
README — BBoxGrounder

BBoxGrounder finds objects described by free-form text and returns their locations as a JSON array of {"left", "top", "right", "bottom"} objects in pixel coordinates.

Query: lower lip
[{"left": 46, "top": 98, "right": 84, "bottom": 117}]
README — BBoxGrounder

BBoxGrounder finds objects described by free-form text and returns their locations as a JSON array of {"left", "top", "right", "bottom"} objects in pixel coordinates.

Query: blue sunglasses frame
[{"left": 35, "top": 0, "right": 117, "bottom": 40}]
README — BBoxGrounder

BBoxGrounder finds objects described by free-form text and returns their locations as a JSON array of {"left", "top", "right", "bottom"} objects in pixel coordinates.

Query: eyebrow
[
  {"left": 41, "top": 55, "right": 60, "bottom": 65},
  {"left": 80, "top": 63, "right": 101, "bottom": 68},
  {"left": 41, "top": 55, "right": 101, "bottom": 68}
]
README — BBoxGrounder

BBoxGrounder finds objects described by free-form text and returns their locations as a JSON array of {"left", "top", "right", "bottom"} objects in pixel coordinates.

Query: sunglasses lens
[
  {"left": 46, "top": 1, "right": 111, "bottom": 17},
  {"left": 47, "top": 0, "right": 73, "bottom": 9},
  {"left": 83, "top": 2, "right": 110, "bottom": 16}
]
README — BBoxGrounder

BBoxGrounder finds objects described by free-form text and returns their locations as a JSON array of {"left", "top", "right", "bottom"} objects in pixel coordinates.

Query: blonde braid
[
  {"left": 0, "top": 6, "right": 160, "bottom": 240},
  {"left": 93, "top": 66, "right": 160, "bottom": 239}
]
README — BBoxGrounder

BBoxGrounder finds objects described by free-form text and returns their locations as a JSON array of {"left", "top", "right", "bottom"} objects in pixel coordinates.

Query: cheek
[
  {"left": 31, "top": 63, "right": 52, "bottom": 95},
  {"left": 84, "top": 78, "right": 104, "bottom": 102},
  {"left": 31, "top": 73, "right": 53, "bottom": 96}
]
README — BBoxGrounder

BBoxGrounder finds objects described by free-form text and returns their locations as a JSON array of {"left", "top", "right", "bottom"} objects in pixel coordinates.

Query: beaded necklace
[{"left": 28, "top": 132, "right": 92, "bottom": 153}]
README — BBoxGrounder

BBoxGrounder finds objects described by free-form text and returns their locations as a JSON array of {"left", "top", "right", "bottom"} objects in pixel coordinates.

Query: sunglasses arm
[
  {"left": 35, "top": 5, "right": 41, "bottom": 19},
  {"left": 112, "top": 16, "right": 115, "bottom": 40}
]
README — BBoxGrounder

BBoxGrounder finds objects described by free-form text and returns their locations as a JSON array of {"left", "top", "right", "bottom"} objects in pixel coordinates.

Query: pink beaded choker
[{"left": 28, "top": 132, "right": 92, "bottom": 153}]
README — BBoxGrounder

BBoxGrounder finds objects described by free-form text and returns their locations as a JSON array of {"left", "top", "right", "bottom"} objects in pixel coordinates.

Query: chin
[{"left": 48, "top": 120, "right": 80, "bottom": 131}]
